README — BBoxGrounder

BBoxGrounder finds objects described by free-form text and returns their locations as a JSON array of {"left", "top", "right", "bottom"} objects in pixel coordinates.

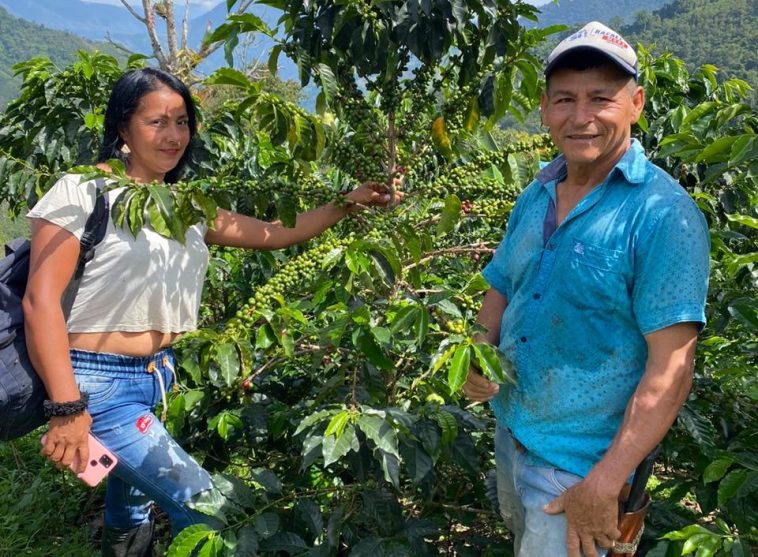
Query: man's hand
[
  {"left": 543, "top": 478, "right": 621, "bottom": 557},
  {"left": 462, "top": 368, "right": 499, "bottom": 402}
]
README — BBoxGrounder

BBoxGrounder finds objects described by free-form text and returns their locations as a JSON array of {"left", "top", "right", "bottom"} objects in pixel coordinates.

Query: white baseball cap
[{"left": 545, "top": 21, "right": 638, "bottom": 79}]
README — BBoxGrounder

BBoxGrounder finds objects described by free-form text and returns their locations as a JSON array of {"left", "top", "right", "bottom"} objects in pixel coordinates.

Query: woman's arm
[
  {"left": 205, "top": 182, "right": 398, "bottom": 249},
  {"left": 23, "top": 218, "right": 91, "bottom": 473}
]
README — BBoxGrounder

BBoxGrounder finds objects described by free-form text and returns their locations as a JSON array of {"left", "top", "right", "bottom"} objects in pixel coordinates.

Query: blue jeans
[
  {"left": 495, "top": 426, "right": 608, "bottom": 557},
  {"left": 71, "top": 348, "right": 219, "bottom": 534}
]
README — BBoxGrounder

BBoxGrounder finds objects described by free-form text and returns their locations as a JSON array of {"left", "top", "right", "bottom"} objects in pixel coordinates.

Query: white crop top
[{"left": 26, "top": 174, "right": 209, "bottom": 333}]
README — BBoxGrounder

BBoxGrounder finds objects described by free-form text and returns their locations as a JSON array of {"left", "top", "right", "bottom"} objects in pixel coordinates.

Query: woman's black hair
[{"left": 97, "top": 67, "right": 197, "bottom": 184}]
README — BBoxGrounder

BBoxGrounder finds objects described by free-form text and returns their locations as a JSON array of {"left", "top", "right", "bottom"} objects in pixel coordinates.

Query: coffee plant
[{"left": 0, "top": 2, "right": 755, "bottom": 556}]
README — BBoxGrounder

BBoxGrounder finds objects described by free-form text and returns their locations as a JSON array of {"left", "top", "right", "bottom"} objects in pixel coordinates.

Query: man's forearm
[
  {"left": 475, "top": 289, "right": 508, "bottom": 345},
  {"left": 585, "top": 323, "right": 698, "bottom": 494}
]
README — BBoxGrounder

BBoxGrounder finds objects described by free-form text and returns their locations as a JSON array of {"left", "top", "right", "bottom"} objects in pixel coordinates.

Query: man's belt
[{"left": 609, "top": 446, "right": 660, "bottom": 557}]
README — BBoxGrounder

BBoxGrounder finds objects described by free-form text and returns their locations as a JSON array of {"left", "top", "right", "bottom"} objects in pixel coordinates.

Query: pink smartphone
[{"left": 41, "top": 433, "right": 118, "bottom": 486}]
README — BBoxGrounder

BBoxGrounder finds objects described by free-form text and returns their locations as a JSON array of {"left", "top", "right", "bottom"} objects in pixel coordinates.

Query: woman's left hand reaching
[{"left": 345, "top": 179, "right": 404, "bottom": 210}]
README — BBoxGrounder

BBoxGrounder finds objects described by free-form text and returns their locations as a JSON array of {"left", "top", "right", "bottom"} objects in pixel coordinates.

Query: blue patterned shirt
[{"left": 482, "top": 139, "right": 710, "bottom": 477}]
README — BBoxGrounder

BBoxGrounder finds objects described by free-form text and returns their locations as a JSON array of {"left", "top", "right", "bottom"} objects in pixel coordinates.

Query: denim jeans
[
  {"left": 71, "top": 348, "right": 219, "bottom": 534},
  {"left": 495, "top": 426, "right": 608, "bottom": 557}
]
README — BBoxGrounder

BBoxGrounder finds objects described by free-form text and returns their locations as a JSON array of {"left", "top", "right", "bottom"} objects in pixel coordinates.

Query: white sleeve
[{"left": 26, "top": 174, "right": 98, "bottom": 240}]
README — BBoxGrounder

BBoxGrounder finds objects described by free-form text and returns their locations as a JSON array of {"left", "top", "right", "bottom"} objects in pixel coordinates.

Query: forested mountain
[
  {"left": 623, "top": 0, "right": 757, "bottom": 90},
  {"left": 0, "top": 0, "right": 144, "bottom": 43},
  {"left": 527, "top": 0, "right": 674, "bottom": 27},
  {"left": 527, "top": 0, "right": 756, "bottom": 102},
  {"left": 0, "top": 6, "right": 109, "bottom": 108}
]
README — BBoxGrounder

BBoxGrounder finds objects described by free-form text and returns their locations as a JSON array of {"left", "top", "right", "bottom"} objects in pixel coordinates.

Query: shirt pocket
[{"left": 560, "top": 239, "right": 625, "bottom": 312}]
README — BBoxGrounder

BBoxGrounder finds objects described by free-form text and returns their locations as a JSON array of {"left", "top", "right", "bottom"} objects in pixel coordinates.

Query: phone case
[
  {"left": 41, "top": 433, "right": 118, "bottom": 487},
  {"left": 73, "top": 434, "right": 118, "bottom": 486}
]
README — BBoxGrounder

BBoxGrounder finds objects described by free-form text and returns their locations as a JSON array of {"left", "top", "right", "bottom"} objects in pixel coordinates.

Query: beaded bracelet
[{"left": 43, "top": 392, "right": 89, "bottom": 418}]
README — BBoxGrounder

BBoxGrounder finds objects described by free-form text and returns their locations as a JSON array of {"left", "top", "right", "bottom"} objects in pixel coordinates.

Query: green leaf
[
  {"left": 316, "top": 63, "right": 338, "bottom": 106},
  {"left": 447, "top": 345, "right": 471, "bottom": 395},
  {"left": 400, "top": 442, "right": 433, "bottom": 484},
  {"left": 694, "top": 135, "right": 739, "bottom": 163},
  {"left": 234, "top": 525, "right": 259, "bottom": 557},
  {"left": 250, "top": 468, "right": 283, "bottom": 494},
  {"left": 390, "top": 305, "right": 420, "bottom": 334},
  {"left": 192, "top": 190, "right": 218, "bottom": 223},
  {"left": 436, "top": 194, "right": 462, "bottom": 236},
  {"left": 463, "top": 97, "right": 480, "bottom": 132},
  {"left": 188, "top": 487, "right": 230, "bottom": 523},
  {"left": 254, "top": 512, "right": 280, "bottom": 539},
  {"left": 414, "top": 306, "right": 430, "bottom": 346},
  {"left": 324, "top": 410, "right": 351, "bottom": 437},
  {"left": 255, "top": 323, "right": 277, "bottom": 349},
  {"left": 682, "top": 533, "right": 715, "bottom": 555},
  {"left": 206, "top": 68, "right": 251, "bottom": 88},
  {"left": 703, "top": 457, "right": 734, "bottom": 484},
  {"left": 275, "top": 195, "right": 297, "bottom": 228},
  {"left": 209, "top": 411, "right": 244, "bottom": 441},
  {"left": 726, "top": 213, "right": 758, "bottom": 230},
  {"left": 664, "top": 524, "right": 715, "bottom": 541},
  {"left": 260, "top": 532, "right": 308, "bottom": 554},
  {"left": 729, "top": 135, "right": 757, "bottom": 167},
  {"left": 214, "top": 342, "right": 240, "bottom": 387},
  {"left": 83, "top": 111, "right": 102, "bottom": 131},
  {"left": 167, "top": 524, "right": 214, "bottom": 557},
  {"left": 727, "top": 299, "right": 758, "bottom": 330},
  {"left": 357, "top": 414, "right": 399, "bottom": 458},
  {"left": 433, "top": 410, "right": 459, "bottom": 446},
  {"left": 322, "top": 423, "right": 359, "bottom": 466},
  {"left": 472, "top": 342, "right": 516, "bottom": 384},
  {"left": 227, "top": 13, "right": 269, "bottom": 34},
  {"left": 294, "top": 408, "right": 337, "bottom": 436},
  {"left": 430, "top": 343, "right": 457, "bottom": 375},
  {"left": 147, "top": 200, "right": 172, "bottom": 238},
  {"left": 379, "top": 449, "right": 401, "bottom": 489},
  {"left": 718, "top": 469, "right": 748, "bottom": 506},
  {"left": 371, "top": 326, "right": 392, "bottom": 344},
  {"left": 431, "top": 115, "right": 453, "bottom": 159},
  {"left": 295, "top": 499, "right": 324, "bottom": 538},
  {"left": 355, "top": 329, "right": 393, "bottom": 369},
  {"left": 267, "top": 44, "right": 282, "bottom": 76}
]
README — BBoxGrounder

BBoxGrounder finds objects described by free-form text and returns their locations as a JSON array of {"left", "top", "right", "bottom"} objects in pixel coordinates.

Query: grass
[
  {"left": 0, "top": 430, "right": 103, "bottom": 557},
  {"left": 0, "top": 202, "right": 30, "bottom": 246}
]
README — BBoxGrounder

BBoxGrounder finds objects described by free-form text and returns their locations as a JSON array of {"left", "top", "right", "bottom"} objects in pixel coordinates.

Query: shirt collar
[{"left": 536, "top": 138, "right": 647, "bottom": 187}]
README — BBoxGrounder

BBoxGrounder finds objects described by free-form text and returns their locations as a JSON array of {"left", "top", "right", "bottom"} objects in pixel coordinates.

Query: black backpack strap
[
  {"left": 62, "top": 178, "right": 110, "bottom": 318},
  {"left": 73, "top": 178, "right": 109, "bottom": 280}
]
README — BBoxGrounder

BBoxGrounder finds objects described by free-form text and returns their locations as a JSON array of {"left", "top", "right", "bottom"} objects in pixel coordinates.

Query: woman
[{"left": 23, "top": 67, "right": 398, "bottom": 556}]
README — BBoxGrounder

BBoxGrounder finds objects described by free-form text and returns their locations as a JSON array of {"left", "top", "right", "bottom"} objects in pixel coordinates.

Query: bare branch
[
  {"left": 105, "top": 32, "right": 136, "bottom": 56},
  {"left": 164, "top": 0, "right": 178, "bottom": 63},
  {"left": 182, "top": 0, "right": 189, "bottom": 50},
  {"left": 142, "top": 0, "right": 168, "bottom": 69},
  {"left": 120, "top": 0, "right": 146, "bottom": 23}
]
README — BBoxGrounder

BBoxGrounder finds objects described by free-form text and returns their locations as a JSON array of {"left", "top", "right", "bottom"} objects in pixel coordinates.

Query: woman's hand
[
  {"left": 41, "top": 412, "right": 92, "bottom": 474},
  {"left": 345, "top": 178, "right": 405, "bottom": 210}
]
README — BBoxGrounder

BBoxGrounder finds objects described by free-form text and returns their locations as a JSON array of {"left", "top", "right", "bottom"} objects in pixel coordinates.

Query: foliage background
[{"left": 0, "top": 1, "right": 756, "bottom": 556}]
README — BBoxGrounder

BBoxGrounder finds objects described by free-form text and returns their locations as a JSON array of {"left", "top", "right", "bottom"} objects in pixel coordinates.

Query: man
[{"left": 463, "top": 21, "right": 710, "bottom": 557}]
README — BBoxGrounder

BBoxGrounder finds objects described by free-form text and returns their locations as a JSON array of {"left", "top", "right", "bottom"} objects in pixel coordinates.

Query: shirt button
[
  {"left": 533, "top": 293, "right": 541, "bottom": 300},
  {"left": 520, "top": 336, "right": 527, "bottom": 343}
]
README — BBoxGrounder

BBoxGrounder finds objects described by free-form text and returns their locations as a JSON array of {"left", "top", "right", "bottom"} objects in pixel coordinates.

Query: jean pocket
[
  {"left": 548, "top": 467, "right": 582, "bottom": 493},
  {"left": 77, "top": 376, "right": 119, "bottom": 407}
]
